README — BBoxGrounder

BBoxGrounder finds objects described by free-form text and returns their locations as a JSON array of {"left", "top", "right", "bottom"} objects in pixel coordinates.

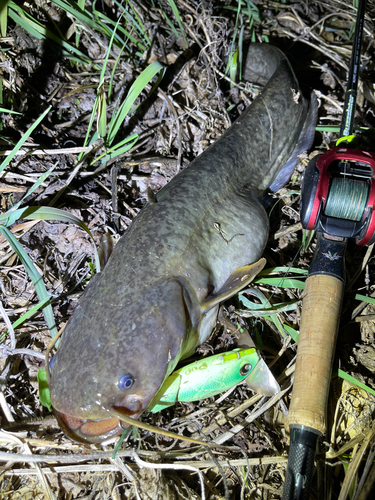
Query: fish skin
[{"left": 50, "top": 43, "right": 317, "bottom": 443}]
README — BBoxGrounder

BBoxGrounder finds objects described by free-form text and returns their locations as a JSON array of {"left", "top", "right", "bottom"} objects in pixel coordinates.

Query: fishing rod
[{"left": 282, "top": 1, "right": 370, "bottom": 498}]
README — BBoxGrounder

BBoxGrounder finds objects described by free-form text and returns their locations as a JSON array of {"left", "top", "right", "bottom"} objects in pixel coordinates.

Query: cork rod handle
[{"left": 287, "top": 274, "right": 345, "bottom": 434}]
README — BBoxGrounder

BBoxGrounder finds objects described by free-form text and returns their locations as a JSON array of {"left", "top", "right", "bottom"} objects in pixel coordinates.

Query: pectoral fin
[
  {"left": 147, "top": 187, "right": 158, "bottom": 204},
  {"left": 202, "top": 258, "right": 266, "bottom": 311},
  {"left": 98, "top": 233, "right": 117, "bottom": 270},
  {"left": 148, "top": 372, "right": 181, "bottom": 413}
]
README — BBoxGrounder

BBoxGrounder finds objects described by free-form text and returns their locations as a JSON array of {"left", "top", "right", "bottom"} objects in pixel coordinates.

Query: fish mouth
[
  {"left": 54, "top": 409, "right": 124, "bottom": 444},
  {"left": 53, "top": 395, "right": 148, "bottom": 444}
]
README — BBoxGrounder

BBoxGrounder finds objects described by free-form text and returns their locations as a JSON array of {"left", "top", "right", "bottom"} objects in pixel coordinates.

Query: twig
[
  {"left": 158, "top": 89, "right": 182, "bottom": 172},
  {"left": 49, "top": 139, "right": 104, "bottom": 206},
  {"left": 132, "top": 449, "right": 206, "bottom": 500}
]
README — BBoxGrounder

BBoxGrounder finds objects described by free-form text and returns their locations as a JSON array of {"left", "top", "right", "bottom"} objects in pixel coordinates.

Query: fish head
[{"left": 49, "top": 278, "right": 195, "bottom": 444}]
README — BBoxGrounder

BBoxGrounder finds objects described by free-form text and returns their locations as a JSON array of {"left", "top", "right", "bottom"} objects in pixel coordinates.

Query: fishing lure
[{"left": 148, "top": 347, "right": 279, "bottom": 413}]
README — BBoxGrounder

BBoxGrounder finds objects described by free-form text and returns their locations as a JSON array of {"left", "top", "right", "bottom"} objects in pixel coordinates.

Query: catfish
[{"left": 49, "top": 43, "right": 317, "bottom": 444}]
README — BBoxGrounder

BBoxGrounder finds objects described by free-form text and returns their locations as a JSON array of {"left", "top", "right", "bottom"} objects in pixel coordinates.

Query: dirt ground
[{"left": 1, "top": 0, "right": 375, "bottom": 498}]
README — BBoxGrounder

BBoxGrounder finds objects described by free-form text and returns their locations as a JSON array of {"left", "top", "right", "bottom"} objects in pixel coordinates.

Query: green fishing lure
[{"left": 148, "top": 348, "right": 278, "bottom": 413}]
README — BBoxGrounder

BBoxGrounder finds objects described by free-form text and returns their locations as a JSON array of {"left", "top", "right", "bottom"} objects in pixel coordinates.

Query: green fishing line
[{"left": 325, "top": 177, "right": 368, "bottom": 221}]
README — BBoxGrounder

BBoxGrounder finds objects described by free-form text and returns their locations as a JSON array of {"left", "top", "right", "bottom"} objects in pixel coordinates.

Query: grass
[
  {"left": 160, "top": 0, "right": 188, "bottom": 48},
  {"left": 79, "top": 9, "right": 165, "bottom": 165},
  {"left": 223, "top": 0, "right": 267, "bottom": 84},
  {"left": 0, "top": 0, "right": 168, "bottom": 343},
  {"left": 0, "top": 107, "right": 100, "bottom": 339}
]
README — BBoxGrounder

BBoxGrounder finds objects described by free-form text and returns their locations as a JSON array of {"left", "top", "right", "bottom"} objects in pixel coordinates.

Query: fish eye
[
  {"left": 240, "top": 364, "right": 252, "bottom": 376},
  {"left": 119, "top": 374, "right": 135, "bottom": 391}
]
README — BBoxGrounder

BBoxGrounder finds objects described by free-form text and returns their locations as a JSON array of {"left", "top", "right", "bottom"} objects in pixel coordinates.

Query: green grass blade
[
  {"left": 301, "top": 228, "right": 315, "bottom": 254},
  {"left": 106, "top": 133, "right": 139, "bottom": 153},
  {"left": 9, "top": 3, "right": 91, "bottom": 64},
  {"left": 284, "top": 324, "right": 299, "bottom": 343},
  {"left": 108, "top": 42, "right": 126, "bottom": 100},
  {"left": 75, "top": 0, "right": 86, "bottom": 47},
  {"left": 46, "top": 0, "right": 97, "bottom": 31},
  {"left": 12, "top": 297, "right": 50, "bottom": 329},
  {"left": 225, "top": 0, "right": 241, "bottom": 77},
  {"left": 259, "top": 267, "right": 309, "bottom": 276},
  {"left": 0, "top": 226, "right": 57, "bottom": 337},
  {"left": 0, "top": 0, "right": 9, "bottom": 37},
  {"left": 95, "top": 12, "right": 125, "bottom": 139},
  {"left": 79, "top": 100, "right": 99, "bottom": 160},
  {"left": 8, "top": 164, "right": 56, "bottom": 213},
  {"left": 165, "top": 0, "right": 188, "bottom": 47},
  {"left": 337, "top": 369, "right": 375, "bottom": 397},
  {"left": 97, "top": 85, "right": 107, "bottom": 139},
  {"left": 316, "top": 126, "right": 341, "bottom": 133},
  {"left": 0, "top": 107, "right": 21, "bottom": 114},
  {"left": 107, "top": 61, "right": 164, "bottom": 146},
  {"left": 229, "top": 48, "right": 238, "bottom": 86},
  {"left": 93, "top": 134, "right": 138, "bottom": 165},
  {"left": 0, "top": 106, "right": 51, "bottom": 174},
  {"left": 238, "top": 22, "right": 244, "bottom": 81},
  {"left": 0, "top": 207, "right": 28, "bottom": 226},
  {"left": 98, "top": 11, "right": 125, "bottom": 86},
  {"left": 13, "top": 206, "right": 93, "bottom": 232},
  {"left": 21, "top": 206, "right": 99, "bottom": 272},
  {"left": 238, "top": 295, "right": 298, "bottom": 313},
  {"left": 238, "top": 289, "right": 298, "bottom": 341},
  {"left": 117, "top": 0, "right": 151, "bottom": 46},
  {"left": 159, "top": 5, "right": 180, "bottom": 41},
  {"left": 93, "top": 8, "right": 147, "bottom": 53},
  {"left": 352, "top": 294, "right": 375, "bottom": 306},
  {"left": 8, "top": 3, "right": 43, "bottom": 38},
  {"left": 0, "top": 206, "right": 100, "bottom": 273},
  {"left": 254, "top": 277, "right": 306, "bottom": 289}
]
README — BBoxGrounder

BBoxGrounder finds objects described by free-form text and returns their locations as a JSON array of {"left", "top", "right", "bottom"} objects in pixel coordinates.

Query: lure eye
[
  {"left": 119, "top": 374, "right": 135, "bottom": 391},
  {"left": 240, "top": 364, "right": 252, "bottom": 376}
]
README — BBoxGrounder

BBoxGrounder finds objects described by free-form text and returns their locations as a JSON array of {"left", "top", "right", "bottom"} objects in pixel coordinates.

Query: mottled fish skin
[{"left": 50, "top": 44, "right": 317, "bottom": 443}]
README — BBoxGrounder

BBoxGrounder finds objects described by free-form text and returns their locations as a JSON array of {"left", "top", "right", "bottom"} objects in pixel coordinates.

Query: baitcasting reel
[{"left": 300, "top": 146, "right": 375, "bottom": 245}]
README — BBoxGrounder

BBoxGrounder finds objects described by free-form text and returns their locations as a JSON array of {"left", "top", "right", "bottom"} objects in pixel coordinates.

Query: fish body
[{"left": 50, "top": 44, "right": 317, "bottom": 443}]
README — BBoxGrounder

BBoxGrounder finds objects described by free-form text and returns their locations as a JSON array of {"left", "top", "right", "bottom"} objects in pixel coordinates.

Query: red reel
[{"left": 300, "top": 147, "right": 375, "bottom": 245}]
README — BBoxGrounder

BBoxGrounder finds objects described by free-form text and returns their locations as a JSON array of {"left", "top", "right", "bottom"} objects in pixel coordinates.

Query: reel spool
[{"left": 300, "top": 147, "right": 375, "bottom": 245}]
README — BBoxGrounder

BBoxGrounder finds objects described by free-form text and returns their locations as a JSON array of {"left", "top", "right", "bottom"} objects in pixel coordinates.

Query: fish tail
[{"left": 267, "top": 92, "right": 318, "bottom": 193}]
